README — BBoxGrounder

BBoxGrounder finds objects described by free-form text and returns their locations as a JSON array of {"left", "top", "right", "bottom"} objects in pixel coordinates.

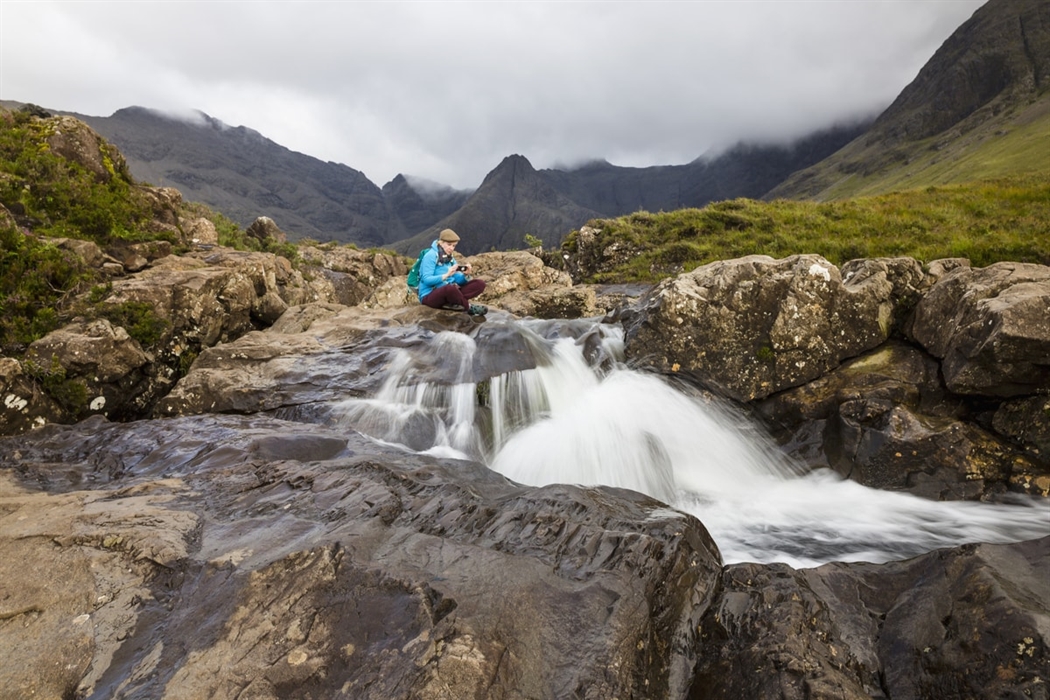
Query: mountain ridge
[{"left": 393, "top": 154, "right": 605, "bottom": 255}]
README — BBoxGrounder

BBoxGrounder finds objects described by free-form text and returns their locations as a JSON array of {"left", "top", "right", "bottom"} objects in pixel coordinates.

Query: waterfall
[{"left": 326, "top": 317, "right": 1050, "bottom": 567}]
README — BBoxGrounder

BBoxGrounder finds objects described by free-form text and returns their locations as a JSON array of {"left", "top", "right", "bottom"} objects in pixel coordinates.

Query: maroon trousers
[{"left": 420, "top": 279, "right": 486, "bottom": 310}]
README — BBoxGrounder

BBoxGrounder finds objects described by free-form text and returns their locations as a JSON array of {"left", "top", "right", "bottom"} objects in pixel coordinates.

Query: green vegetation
[
  {"left": 565, "top": 174, "right": 1050, "bottom": 283},
  {"left": 0, "top": 222, "right": 97, "bottom": 353},
  {"left": 97, "top": 300, "right": 170, "bottom": 347},
  {"left": 0, "top": 108, "right": 158, "bottom": 243},
  {"left": 22, "top": 354, "right": 89, "bottom": 414},
  {"left": 186, "top": 202, "right": 301, "bottom": 261}
]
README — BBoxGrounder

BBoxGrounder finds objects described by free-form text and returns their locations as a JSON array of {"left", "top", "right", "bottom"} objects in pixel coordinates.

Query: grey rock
[
  {"left": 757, "top": 342, "right": 1048, "bottom": 499},
  {"left": 693, "top": 536, "right": 1050, "bottom": 700},
  {"left": 624, "top": 255, "right": 920, "bottom": 402},
  {"left": 907, "top": 261, "right": 1050, "bottom": 397}
]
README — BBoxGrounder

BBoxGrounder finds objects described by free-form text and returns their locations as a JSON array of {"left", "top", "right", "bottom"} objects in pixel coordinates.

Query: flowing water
[{"left": 325, "top": 317, "right": 1050, "bottom": 568}]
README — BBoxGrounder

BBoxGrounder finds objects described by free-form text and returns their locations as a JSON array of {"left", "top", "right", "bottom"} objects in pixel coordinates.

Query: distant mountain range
[
  {"left": 65, "top": 105, "right": 863, "bottom": 255},
  {"left": 20, "top": 0, "right": 1045, "bottom": 255}
]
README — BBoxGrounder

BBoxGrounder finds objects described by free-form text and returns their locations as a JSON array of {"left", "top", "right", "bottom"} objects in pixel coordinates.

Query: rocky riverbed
[{"left": 2, "top": 231, "right": 1048, "bottom": 698}]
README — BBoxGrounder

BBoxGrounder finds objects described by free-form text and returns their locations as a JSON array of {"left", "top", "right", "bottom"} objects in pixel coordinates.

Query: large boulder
[
  {"left": 155, "top": 305, "right": 576, "bottom": 418},
  {"left": 298, "top": 244, "right": 409, "bottom": 307},
  {"left": 693, "top": 536, "right": 1050, "bottom": 700},
  {"left": 624, "top": 255, "right": 926, "bottom": 402},
  {"left": 23, "top": 318, "right": 153, "bottom": 421},
  {"left": 563, "top": 224, "right": 647, "bottom": 284},
  {"left": 44, "top": 115, "right": 129, "bottom": 183},
  {"left": 0, "top": 247, "right": 337, "bottom": 435},
  {"left": 907, "top": 261, "right": 1050, "bottom": 397},
  {"left": 246, "top": 215, "right": 288, "bottom": 245}
]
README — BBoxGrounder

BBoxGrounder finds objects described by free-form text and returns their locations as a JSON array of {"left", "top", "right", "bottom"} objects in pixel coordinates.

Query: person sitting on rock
[{"left": 417, "top": 228, "right": 487, "bottom": 316}]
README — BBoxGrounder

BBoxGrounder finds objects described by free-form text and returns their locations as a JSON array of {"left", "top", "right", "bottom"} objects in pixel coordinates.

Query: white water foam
[{"left": 327, "top": 319, "right": 1050, "bottom": 567}]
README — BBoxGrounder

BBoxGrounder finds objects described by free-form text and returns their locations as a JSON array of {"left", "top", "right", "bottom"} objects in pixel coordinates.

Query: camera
[{"left": 457, "top": 265, "right": 468, "bottom": 271}]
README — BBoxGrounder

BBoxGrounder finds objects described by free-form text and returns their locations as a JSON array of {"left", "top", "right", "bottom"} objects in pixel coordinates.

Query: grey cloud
[{"left": 1, "top": 0, "right": 986, "bottom": 189}]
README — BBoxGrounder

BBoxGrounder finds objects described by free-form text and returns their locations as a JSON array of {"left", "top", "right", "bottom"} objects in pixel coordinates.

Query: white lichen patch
[
  {"left": 4, "top": 393, "right": 28, "bottom": 411},
  {"left": 808, "top": 263, "right": 831, "bottom": 282},
  {"left": 90, "top": 396, "right": 106, "bottom": 411}
]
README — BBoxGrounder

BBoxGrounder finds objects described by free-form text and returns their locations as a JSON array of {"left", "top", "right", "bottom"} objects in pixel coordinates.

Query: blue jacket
[{"left": 417, "top": 240, "right": 467, "bottom": 300}]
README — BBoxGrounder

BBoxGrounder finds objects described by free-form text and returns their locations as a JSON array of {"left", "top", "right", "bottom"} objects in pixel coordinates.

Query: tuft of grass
[
  {"left": 22, "top": 353, "right": 89, "bottom": 414},
  {"left": 565, "top": 174, "right": 1050, "bottom": 283},
  {"left": 97, "top": 300, "right": 170, "bottom": 348}
]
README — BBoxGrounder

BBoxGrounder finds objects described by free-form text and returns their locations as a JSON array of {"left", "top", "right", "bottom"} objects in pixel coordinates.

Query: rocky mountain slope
[
  {"left": 393, "top": 122, "right": 867, "bottom": 255},
  {"left": 46, "top": 107, "right": 864, "bottom": 254},
  {"left": 542, "top": 121, "right": 869, "bottom": 213},
  {"left": 769, "top": 0, "right": 1050, "bottom": 200},
  {"left": 74, "top": 107, "right": 398, "bottom": 246}
]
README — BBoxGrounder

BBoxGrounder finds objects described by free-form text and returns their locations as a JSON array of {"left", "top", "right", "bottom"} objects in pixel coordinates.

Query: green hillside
[
  {"left": 776, "top": 94, "right": 1050, "bottom": 202},
  {"left": 565, "top": 173, "right": 1050, "bottom": 284}
]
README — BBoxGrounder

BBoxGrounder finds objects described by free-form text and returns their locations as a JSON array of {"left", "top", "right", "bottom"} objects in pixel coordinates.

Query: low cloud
[{"left": 1, "top": 0, "right": 985, "bottom": 189}]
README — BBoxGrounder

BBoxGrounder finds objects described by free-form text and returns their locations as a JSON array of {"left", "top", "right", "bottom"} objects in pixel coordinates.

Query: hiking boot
[
  {"left": 441, "top": 304, "right": 465, "bottom": 312},
  {"left": 468, "top": 304, "right": 488, "bottom": 316}
]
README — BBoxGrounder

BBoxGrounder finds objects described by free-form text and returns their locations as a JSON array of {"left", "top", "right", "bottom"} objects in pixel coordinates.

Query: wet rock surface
[
  {"left": 907, "top": 261, "right": 1050, "bottom": 397},
  {"left": 756, "top": 342, "right": 1048, "bottom": 499},
  {"left": 0, "top": 414, "right": 721, "bottom": 700},
  {"left": 692, "top": 537, "right": 1050, "bottom": 700}
]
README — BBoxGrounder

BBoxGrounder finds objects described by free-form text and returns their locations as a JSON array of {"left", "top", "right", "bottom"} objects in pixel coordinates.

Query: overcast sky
[{"left": 2, "top": 0, "right": 984, "bottom": 190}]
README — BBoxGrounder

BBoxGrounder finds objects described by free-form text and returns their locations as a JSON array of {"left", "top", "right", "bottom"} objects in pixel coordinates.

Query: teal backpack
[{"left": 406, "top": 248, "right": 429, "bottom": 291}]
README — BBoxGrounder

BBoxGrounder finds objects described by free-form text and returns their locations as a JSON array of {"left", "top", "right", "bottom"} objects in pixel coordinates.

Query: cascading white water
[{"left": 326, "top": 318, "right": 1050, "bottom": 567}]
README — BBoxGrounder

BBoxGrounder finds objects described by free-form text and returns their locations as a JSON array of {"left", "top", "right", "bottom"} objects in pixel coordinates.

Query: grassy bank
[{"left": 565, "top": 173, "right": 1050, "bottom": 283}]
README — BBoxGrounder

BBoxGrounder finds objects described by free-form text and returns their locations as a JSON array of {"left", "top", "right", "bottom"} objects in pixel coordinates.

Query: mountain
[
  {"left": 74, "top": 107, "right": 470, "bottom": 247},
  {"left": 769, "top": 0, "right": 1050, "bottom": 201},
  {"left": 393, "top": 155, "right": 604, "bottom": 255},
  {"left": 76, "top": 107, "right": 388, "bottom": 245},
  {"left": 22, "top": 0, "right": 1043, "bottom": 253},
  {"left": 393, "top": 121, "right": 867, "bottom": 255},
  {"left": 381, "top": 174, "right": 472, "bottom": 242}
]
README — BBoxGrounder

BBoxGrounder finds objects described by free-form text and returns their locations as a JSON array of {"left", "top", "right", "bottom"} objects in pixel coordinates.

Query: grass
[
  {"left": 564, "top": 173, "right": 1050, "bottom": 283},
  {"left": 0, "top": 222, "right": 97, "bottom": 353}
]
